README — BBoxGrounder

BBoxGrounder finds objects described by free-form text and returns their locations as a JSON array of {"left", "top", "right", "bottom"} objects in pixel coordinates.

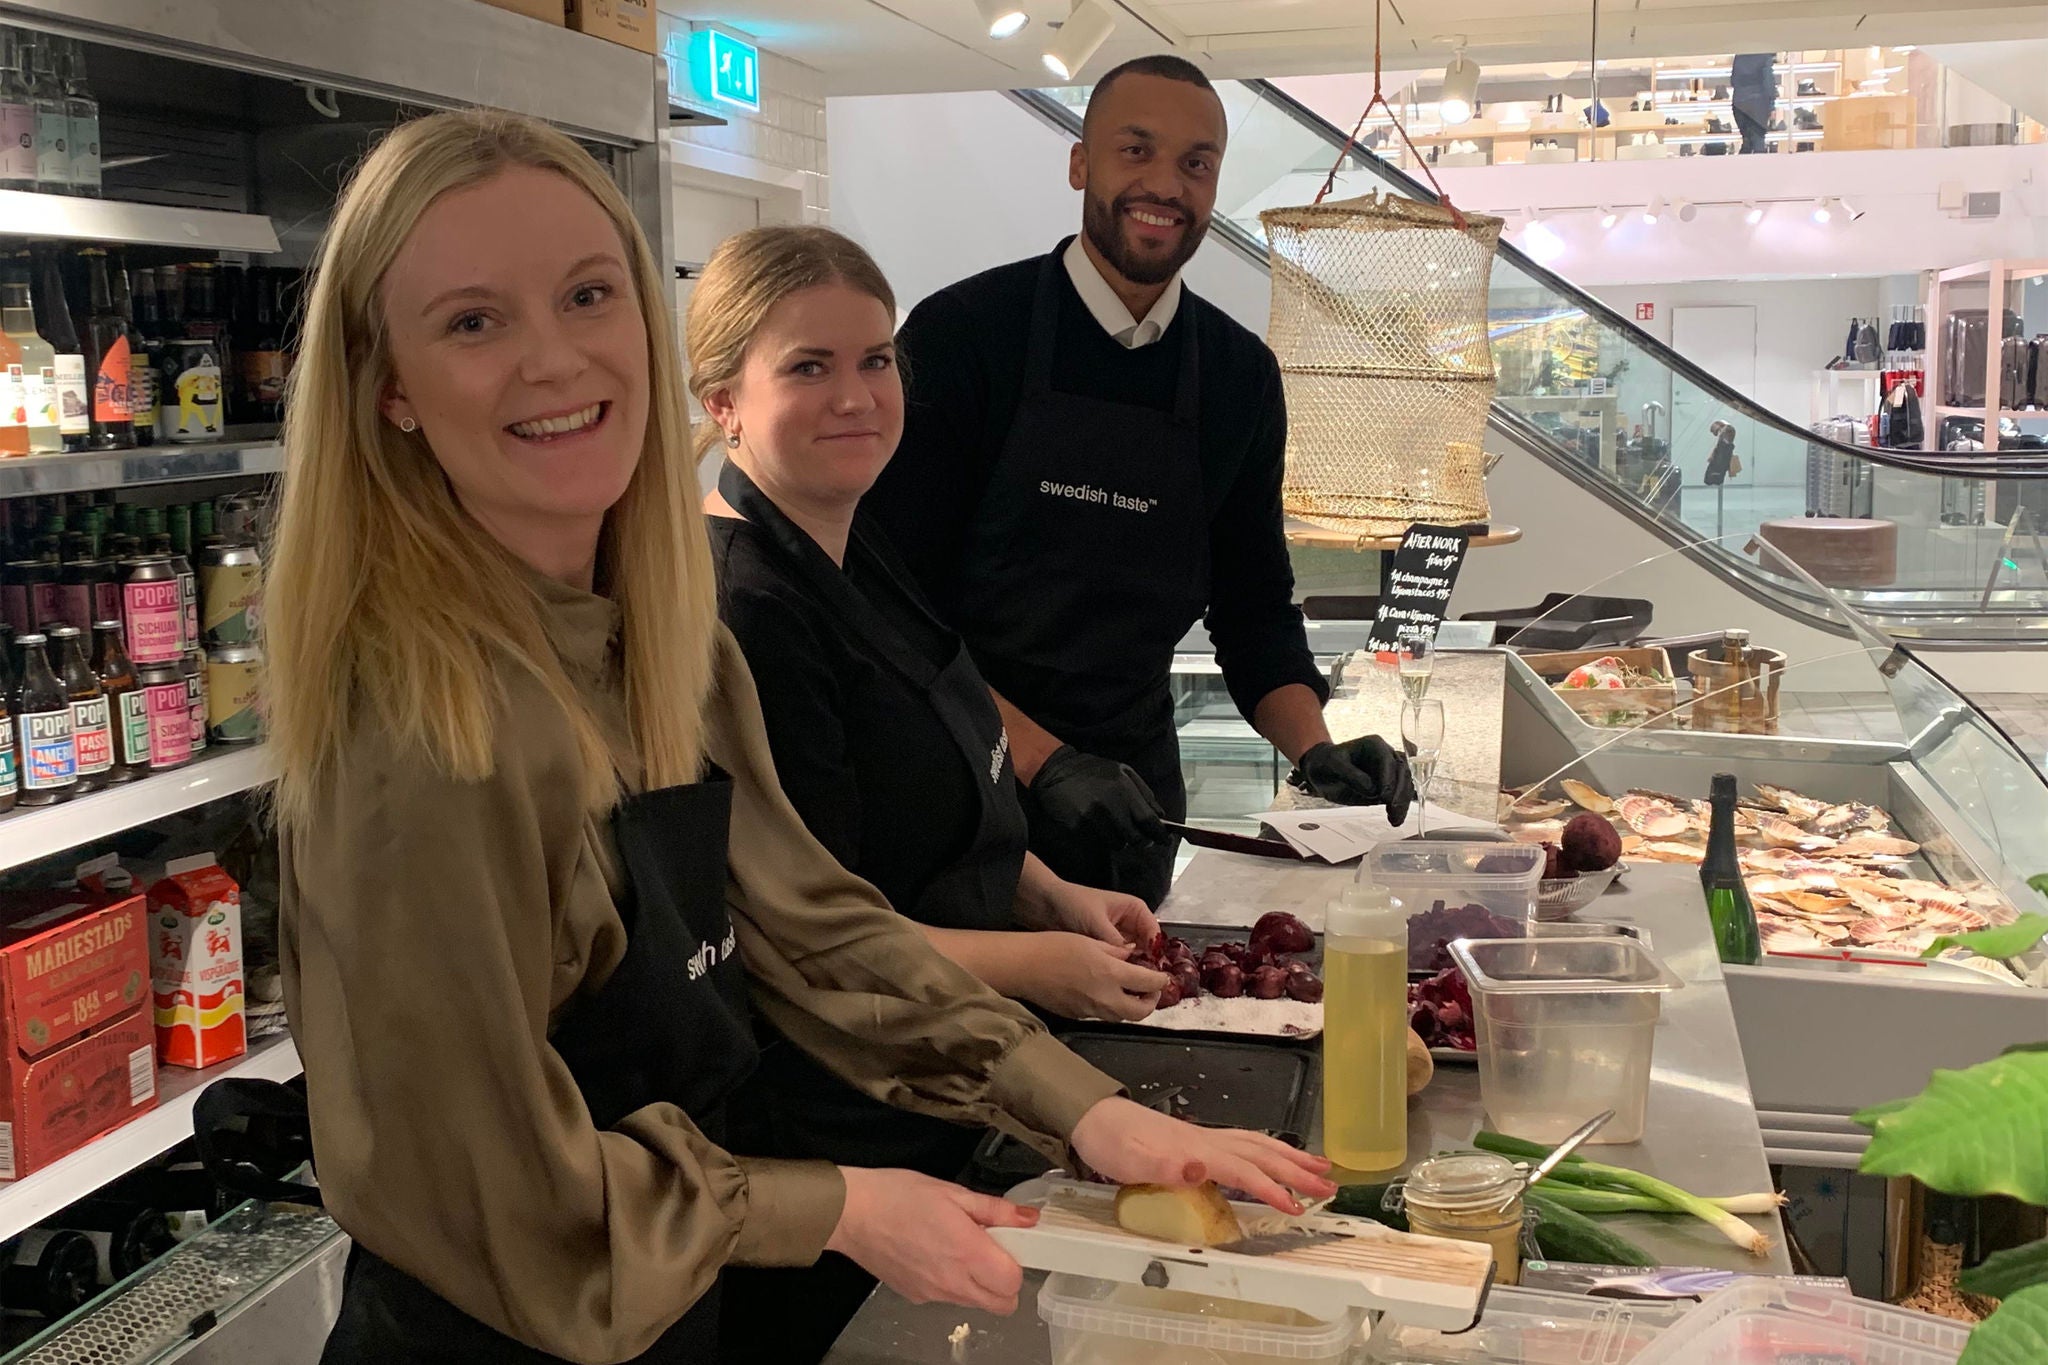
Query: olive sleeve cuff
[
  {"left": 988, "top": 1031, "right": 1125, "bottom": 1141},
  {"left": 731, "top": 1158, "right": 846, "bottom": 1268}
]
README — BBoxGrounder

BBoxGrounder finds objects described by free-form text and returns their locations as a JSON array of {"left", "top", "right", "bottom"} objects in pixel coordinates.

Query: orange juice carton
[{"left": 147, "top": 855, "right": 246, "bottom": 1069}]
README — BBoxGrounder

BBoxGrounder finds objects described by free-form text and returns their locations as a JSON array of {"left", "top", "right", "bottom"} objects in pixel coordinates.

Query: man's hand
[
  {"left": 1029, "top": 746, "right": 1169, "bottom": 848},
  {"left": 1288, "top": 736, "right": 1416, "bottom": 824}
]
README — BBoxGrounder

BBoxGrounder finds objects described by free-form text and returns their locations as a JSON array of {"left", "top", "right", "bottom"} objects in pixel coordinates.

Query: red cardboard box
[
  {"left": 148, "top": 856, "right": 245, "bottom": 1070},
  {"left": 0, "top": 890, "right": 156, "bottom": 1180}
]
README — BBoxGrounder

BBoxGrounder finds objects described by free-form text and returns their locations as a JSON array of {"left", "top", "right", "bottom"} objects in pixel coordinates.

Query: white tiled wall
[{"left": 665, "top": 27, "right": 829, "bottom": 224}]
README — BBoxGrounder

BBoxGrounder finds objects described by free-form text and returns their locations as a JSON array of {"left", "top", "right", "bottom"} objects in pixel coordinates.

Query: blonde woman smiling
[{"left": 261, "top": 109, "right": 1331, "bottom": 1364}]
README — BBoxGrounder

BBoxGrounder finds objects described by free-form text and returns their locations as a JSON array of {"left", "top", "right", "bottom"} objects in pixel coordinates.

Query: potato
[
  {"left": 1406, "top": 1027, "right": 1434, "bottom": 1096},
  {"left": 1114, "top": 1181, "right": 1244, "bottom": 1247}
]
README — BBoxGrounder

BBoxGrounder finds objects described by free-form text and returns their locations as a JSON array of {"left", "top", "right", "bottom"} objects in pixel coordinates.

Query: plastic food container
[
  {"left": 1037, "top": 1272, "right": 1365, "bottom": 1363},
  {"left": 1363, "top": 842, "right": 1544, "bottom": 972},
  {"left": 1447, "top": 937, "right": 1684, "bottom": 1144},
  {"left": 1630, "top": 1280, "right": 1968, "bottom": 1365},
  {"left": 1368, "top": 1286, "right": 1686, "bottom": 1364}
]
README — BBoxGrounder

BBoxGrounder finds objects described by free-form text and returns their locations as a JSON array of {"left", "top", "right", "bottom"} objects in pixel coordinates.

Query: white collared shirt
[{"left": 1062, "top": 235, "right": 1183, "bottom": 350}]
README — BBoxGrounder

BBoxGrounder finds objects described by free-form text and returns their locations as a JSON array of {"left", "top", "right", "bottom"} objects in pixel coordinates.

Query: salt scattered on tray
[{"left": 1130, "top": 995, "right": 1324, "bottom": 1038}]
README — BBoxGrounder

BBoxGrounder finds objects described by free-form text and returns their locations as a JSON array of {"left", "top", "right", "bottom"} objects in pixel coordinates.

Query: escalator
[{"left": 1010, "top": 80, "right": 2048, "bottom": 644}]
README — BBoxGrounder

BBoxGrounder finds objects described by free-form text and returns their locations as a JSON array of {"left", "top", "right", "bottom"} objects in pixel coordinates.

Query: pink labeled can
[
  {"left": 122, "top": 558, "right": 184, "bottom": 665},
  {"left": 139, "top": 663, "right": 192, "bottom": 771}
]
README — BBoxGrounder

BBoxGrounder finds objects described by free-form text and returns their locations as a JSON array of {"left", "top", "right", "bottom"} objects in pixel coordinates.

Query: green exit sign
[{"left": 689, "top": 29, "right": 761, "bottom": 113}]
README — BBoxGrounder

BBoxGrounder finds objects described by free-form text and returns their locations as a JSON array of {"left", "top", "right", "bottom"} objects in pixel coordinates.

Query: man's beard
[{"left": 1082, "top": 186, "right": 1210, "bottom": 286}]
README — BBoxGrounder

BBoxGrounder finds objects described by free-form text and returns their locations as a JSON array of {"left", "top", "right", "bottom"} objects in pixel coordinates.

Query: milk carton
[{"left": 146, "top": 855, "right": 245, "bottom": 1069}]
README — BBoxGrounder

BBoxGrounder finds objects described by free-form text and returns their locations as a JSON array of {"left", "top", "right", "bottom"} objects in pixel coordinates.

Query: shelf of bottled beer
[
  {"left": 0, "top": 432, "right": 283, "bottom": 499},
  {"left": 0, "top": 190, "right": 281, "bottom": 256},
  {"left": 0, "top": 1032, "right": 302, "bottom": 1244},
  {"left": 0, "top": 744, "right": 273, "bottom": 876}
]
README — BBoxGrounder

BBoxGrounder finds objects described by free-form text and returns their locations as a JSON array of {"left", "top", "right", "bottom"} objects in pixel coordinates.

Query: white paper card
[{"left": 1251, "top": 803, "right": 1482, "bottom": 862}]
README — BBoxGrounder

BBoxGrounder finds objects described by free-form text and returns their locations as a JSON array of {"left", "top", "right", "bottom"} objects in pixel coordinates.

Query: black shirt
[
  {"left": 865, "top": 239, "right": 1327, "bottom": 726},
  {"left": 708, "top": 512, "right": 1014, "bottom": 931}
]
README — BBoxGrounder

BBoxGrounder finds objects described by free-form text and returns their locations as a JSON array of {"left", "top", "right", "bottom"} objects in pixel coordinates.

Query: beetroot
[
  {"left": 1173, "top": 963, "right": 1202, "bottom": 999},
  {"left": 1156, "top": 978, "right": 1184, "bottom": 1009},
  {"left": 1248, "top": 965, "right": 1288, "bottom": 1000},
  {"left": 1541, "top": 841, "right": 1567, "bottom": 881},
  {"left": 1249, "top": 912, "right": 1315, "bottom": 956},
  {"left": 1203, "top": 962, "right": 1246, "bottom": 998},
  {"left": 1283, "top": 962, "right": 1324, "bottom": 1003},
  {"left": 1561, "top": 813, "right": 1622, "bottom": 873}
]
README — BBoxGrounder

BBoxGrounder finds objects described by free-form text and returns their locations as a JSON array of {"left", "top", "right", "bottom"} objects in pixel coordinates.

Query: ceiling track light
[
  {"left": 1812, "top": 197, "right": 1834, "bottom": 224},
  {"left": 1641, "top": 195, "right": 1666, "bottom": 225},
  {"left": 1439, "top": 42, "right": 1481, "bottom": 126},
  {"left": 1743, "top": 201, "right": 1764, "bottom": 225},
  {"left": 1042, "top": 0, "right": 1116, "bottom": 80},
  {"left": 1838, "top": 197, "right": 1866, "bottom": 222},
  {"left": 1675, "top": 199, "right": 1698, "bottom": 223},
  {"left": 974, "top": 0, "right": 1028, "bottom": 39},
  {"left": 1599, "top": 205, "right": 1619, "bottom": 229}
]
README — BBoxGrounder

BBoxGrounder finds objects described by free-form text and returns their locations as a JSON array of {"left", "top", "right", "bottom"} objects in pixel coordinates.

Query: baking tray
[
  {"left": 962, "top": 1030, "right": 1315, "bottom": 1194},
  {"left": 1117, "top": 922, "right": 1326, "bottom": 1042}
]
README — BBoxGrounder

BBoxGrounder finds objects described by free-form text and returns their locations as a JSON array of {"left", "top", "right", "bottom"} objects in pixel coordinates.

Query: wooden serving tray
[{"left": 990, "top": 1178, "right": 1496, "bottom": 1329}]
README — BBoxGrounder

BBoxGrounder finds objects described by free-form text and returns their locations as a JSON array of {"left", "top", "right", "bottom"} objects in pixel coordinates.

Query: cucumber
[
  {"left": 1526, "top": 1188, "right": 1657, "bottom": 1267},
  {"left": 1329, "top": 1183, "right": 1405, "bottom": 1228}
]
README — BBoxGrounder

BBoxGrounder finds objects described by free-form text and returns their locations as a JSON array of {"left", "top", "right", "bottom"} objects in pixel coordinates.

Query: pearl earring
[
  {"left": 726, "top": 431, "right": 741, "bottom": 448},
  {"left": 399, "top": 417, "right": 418, "bottom": 433}
]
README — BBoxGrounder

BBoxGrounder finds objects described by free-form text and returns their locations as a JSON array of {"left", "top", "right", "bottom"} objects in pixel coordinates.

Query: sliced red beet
[
  {"left": 1203, "top": 962, "right": 1246, "bottom": 998},
  {"left": 1248, "top": 965, "right": 1289, "bottom": 1000},
  {"left": 1248, "top": 911, "right": 1315, "bottom": 956}
]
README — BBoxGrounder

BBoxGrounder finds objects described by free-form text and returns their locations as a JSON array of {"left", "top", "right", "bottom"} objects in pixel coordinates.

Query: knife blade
[
  {"left": 1212, "top": 1227, "right": 1355, "bottom": 1257},
  {"left": 1160, "top": 821, "right": 1309, "bottom": 861}
]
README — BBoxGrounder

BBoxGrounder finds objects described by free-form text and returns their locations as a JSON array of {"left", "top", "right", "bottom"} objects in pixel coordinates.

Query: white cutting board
[{"left": 990, "top": 1178, "right": 1495, "bottom": 1329}]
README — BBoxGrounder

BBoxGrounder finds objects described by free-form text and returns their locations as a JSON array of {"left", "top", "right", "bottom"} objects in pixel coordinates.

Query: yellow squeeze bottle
[{"left": 1323, "top": 881, "right": 1408, "bottom": 1173}]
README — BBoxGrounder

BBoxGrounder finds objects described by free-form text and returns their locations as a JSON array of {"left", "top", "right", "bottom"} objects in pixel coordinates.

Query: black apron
[
  {"left": 717, "top": 459, "right": 1023, "bottom": 1173},
  {"left": 249, "top": 775, "right": 757, "bottom": 1365},
  {"left": 954, "top": 254, "right": 1209, "bottom": 907},
  {"left": 714, "top": 464, "right": 1027, "bottom": 1365}
]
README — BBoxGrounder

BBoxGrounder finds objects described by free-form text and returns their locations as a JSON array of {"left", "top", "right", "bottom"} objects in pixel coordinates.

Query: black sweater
[{"left": 864, "top": 240, "right": 1326, "bottom": 727}]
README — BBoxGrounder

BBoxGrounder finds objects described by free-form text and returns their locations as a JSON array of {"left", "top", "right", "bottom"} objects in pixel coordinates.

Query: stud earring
[
  {"left": 726, "top": 431, "right": 741, "bottom": 448},
  {"left": 399, "top": 417, "right": 417, "bottom": 433}
]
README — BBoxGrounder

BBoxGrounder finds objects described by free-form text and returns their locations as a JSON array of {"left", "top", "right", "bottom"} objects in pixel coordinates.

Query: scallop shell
[
  {"left": 1813, "top": 802, "right": 1888, "bottom": 836},
  {"left": 1754, "top": 784, "right": 1828, "bottom": 826},
  {"left": 1747, "top": 875, "right": 1805, "bottom": 896},
  {"left": 1763, "top": 927, "right": 1837, "bottom": 955},
  {"left": 1509, "top": 798, "right": 1573, "bottom": 821},
  {"left": 1637, "top": 840, "right": 1706, "bottom": 863},
  {"left": 1783, "top": 890, "right": 1852, "bottom": 915},
  {"left": 1617, "top": 794, "right": 1690, "bottom": 838},
  {"left": 1756, "top": 816, "right": 1837, "bottom": 851},
  {"left": 1833, "top": 833, "right": 1920, "bottom": 859},
  {"left": 1889, "top": 879, "right": 1964, "bottom": 911},
  {"left": 1561, "top": 779, "right": 1616, "bottom": 815},
  {"left": 1508, "top": 819, "right": 1565, "bottom": 845}
]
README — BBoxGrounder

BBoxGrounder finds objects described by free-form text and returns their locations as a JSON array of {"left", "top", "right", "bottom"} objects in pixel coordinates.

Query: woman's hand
[
  {"left": 1068, "top": 1098, "right": 1337, "bottom": 1214},
  {"left": 1044, "top": 880, "right": 1161, "bottom": 948},
  {"left": 827, "top": 1169, "right": 1038, "bottom": 1315},
  {"left": 1020, "top": 934, "right": 1168, "bottom": 1022}
]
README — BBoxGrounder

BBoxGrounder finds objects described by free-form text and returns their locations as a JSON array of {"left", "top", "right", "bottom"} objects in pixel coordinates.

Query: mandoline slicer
[{"left": 988, "top": 1178, "right": 1496, "bottom": 1329}]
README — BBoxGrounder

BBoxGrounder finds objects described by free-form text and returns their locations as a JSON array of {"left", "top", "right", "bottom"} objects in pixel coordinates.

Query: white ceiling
[{"left": 659, "top": 0, "right": 2048, "bottom": 96}]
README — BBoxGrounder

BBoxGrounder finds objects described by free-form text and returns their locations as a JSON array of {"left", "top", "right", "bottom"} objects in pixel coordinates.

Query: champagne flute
[
  {"left": 1401, "top": 699, "right": 1445, "bottom": 835},
  {"left": 1397, "top": 626, "right": 1437, "bottom": 705}
]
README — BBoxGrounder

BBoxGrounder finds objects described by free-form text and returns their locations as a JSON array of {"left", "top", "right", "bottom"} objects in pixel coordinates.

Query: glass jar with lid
[{"left": 1391, "top": 1151, "right": 1527, "bottom": 1285}]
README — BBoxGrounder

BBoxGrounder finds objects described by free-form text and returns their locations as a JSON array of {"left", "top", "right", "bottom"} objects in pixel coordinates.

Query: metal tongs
[{"left": 1505, "top": 1109, "right": 1614, "bottom": 1207}]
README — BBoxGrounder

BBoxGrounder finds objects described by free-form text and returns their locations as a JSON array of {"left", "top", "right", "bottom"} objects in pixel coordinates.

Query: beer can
[
  {"left": 159, "top": 341, "right": 224, "bottom": 443},
  {"left": 205, "top": 643, "right": 262, "bottom": 744},
  {"left": 137, "top": 661, "right": 190, "bottom": 772},
  {"left": 121, "top": 557, "right": 183, "bottom": 664},
  {"left": 198, "top": 541, "right": 262, "bottom": 646},
  {"left": 181, "top": 649, "right": 209, "bottom": 757}
]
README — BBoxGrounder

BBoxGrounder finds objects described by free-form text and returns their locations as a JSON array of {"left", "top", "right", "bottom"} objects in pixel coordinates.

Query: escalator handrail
[{"left": 1008, "top": 83, "right": 2048, "bottom": 482}]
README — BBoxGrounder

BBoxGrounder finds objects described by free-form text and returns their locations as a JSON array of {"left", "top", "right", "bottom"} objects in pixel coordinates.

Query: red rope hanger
[{"left": 1311, "top": 0, "right": 1468, "bottom": 229}]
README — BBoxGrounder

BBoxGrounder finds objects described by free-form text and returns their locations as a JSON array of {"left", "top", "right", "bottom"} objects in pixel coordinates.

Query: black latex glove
[
  {"left": 1030, "top": 745, "right": 1169, "bottom": 848},
  {"left": 1288, "top": 736, "right": 1417, "bottom": 826}
]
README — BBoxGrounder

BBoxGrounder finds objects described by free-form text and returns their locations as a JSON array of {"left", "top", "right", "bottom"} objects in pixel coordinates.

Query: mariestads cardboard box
[
  {"left": 474, "top": 0, "right": 566, "bottom": 24},
  {"left": 567, "top": 0, "right": 658, "bottom": 53}
]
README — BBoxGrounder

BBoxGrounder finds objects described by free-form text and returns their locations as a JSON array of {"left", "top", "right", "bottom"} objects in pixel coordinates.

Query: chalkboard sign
[{"left": 1367, "top": 523, "right": 1472, "bottom": 652}]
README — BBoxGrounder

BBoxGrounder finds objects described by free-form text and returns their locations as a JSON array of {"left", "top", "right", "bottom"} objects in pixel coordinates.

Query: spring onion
[
  {"left": 1533, "top": 1184, "right": 1787, "bottom": 1217},
  {"left": 1475, "top": 1131, "right": 1774, "bottom": 1257}
]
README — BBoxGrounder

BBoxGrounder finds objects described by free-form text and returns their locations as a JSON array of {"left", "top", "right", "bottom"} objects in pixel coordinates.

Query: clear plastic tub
[
  {"left": 1037, "top": 1272, "right": 1366, "bottom": 1363},
  {"left": 1362, "top": 842, "right": 1544, "bottom": 972},
  {"left": 1629, "top": 1280, "right": 1969, "bottom": 1364},
  {"left": 1368, "top": 1286, "right": 1686, "bottom": 1364},
  {"left": 1447, "top": 937, "right": 1684, "bottom": 1144}
]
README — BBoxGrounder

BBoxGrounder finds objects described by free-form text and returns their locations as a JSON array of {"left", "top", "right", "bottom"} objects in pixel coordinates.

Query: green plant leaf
[
  {"left": 1855, "top": 1051, "right": 2048, "bottom": 1204},
  {"left": 1921, "top": 913, "right": 2048, "bottom": 961},
  {"left": 2029, "top": 872, "right": 2048, "bottom": 900},
  {"left": 1962, "top": 1238, "right": 2048, "bottom": 1300},
  {"left": 1958, "top": 1284, "right": 2048, "bottom": 1365}
]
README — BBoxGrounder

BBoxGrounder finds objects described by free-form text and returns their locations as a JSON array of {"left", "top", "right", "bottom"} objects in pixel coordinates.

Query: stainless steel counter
[{"left": 823, "top": 850, "right": 1791, "bottom": 1365}]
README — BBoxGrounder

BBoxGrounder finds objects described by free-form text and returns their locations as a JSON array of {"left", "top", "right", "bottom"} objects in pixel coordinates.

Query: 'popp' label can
[
  {"left": 138, "top": 663, "right": 192, "bottom": 771},
  {"left": 122, "top": 558, "right": 183, "bottom": 664}
]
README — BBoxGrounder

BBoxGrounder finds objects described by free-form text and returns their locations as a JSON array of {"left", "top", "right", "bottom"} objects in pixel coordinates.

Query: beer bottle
[
  {"left": 23, "top": 36, "right": 66, "bottom": 195},
  {"left": 49, "top": 625, "right": 108, "bottom": 793},
  {"left": 35, "top": 246, "right": 88, "bottom": 451},
  {"left": 80, "top": 248, "right": 133, "bottom": 449},
  {"left": 0, "top": 304, "right": 25, "bottom": 458},
  {"left": 11, "top": 631, "right": 74, "bottom": 805},
  {"left": 238, "top": 268, "right": 285, "bottom": 424},
  {"left": 1, "top": 274, "right": 60, "bottom": 453},
  {"left": 59, "top": 38, "right": 98, "bottom": 199},
  {"left": 0, "top": 31, "right": 36, "bottom": 194},
  {"left": 110, "top": 254, "right": 153, "bottom": 445},
  {"left": 92, "top": 618, "right": 146, "bottom": 782}
]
